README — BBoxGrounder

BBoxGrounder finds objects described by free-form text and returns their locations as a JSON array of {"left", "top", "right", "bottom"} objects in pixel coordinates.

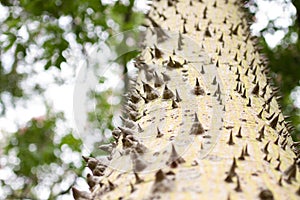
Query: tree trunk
[{"left": 73, "top": 0, "right": 300, "bottom": 199}]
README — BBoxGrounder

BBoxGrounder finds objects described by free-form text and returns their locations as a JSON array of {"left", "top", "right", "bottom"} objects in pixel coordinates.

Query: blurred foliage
[
  {"left": 5, "top": 115, "right": 58, "bottom": 178},
  {"left": 247, "top": 0, "right": 300, "bottom": 140},
  {"left": 0, "top": 0, "right": 143, "bottom": 113},
  {"left": 89, "top": 90, "right": 115, "bottom": 132},
  {"left": 3, "top": 113, "right": 83, "bottom": 199},
  {"left": 0, "top": 0, "right": 144, "bottom": 199}
]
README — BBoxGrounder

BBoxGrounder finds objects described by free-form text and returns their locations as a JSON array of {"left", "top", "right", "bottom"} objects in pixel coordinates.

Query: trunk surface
[{"left": 73, "top": 0, "right": 300, "bottom": 199}]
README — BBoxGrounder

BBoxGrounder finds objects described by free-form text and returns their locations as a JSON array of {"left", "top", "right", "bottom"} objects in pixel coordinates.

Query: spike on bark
[
  {"left": 167, "top": 56, "right": 174, "bottom": 68},
  {"left": 275, "top": 161, "right": 281, "bottom": 171},
  {"left": 227, "top": 131, "right": 235, "bottom": 145},
  {"left": 238, "top": 148, "right": 245, "bottom": 160},
  {"left": 194, "top": 78, "right": 205, "bottom": 95},
  {"left": 190, "top": 113, "right": 205, "bottom": 135},
  {"left": 178, "top": 31, "right": 184, "bottom": 50},
  {"left": 284, "top": 160, "right": 297, "bottom": 183},
  {"left": 175, "top": 89, "right": 182, "bottom": 102},
  {"left": 166, "top": 144, "right": 185, "bottom": 168},
  {"left": 108, "top": 180, "right": 116, "bottom": 191},
  {"left": 205, "top": 26, "right": 212, "bottom": 37},
  {"left": 270, "top": 114, "right": 280, "bottom": 129},
  {"left": 155, "top": 169, "right": 166, "bottom": 182},
  {"left": 172, "top": 99, "right": 178, "bottom": 109},
  {"left": 142, "top": 81, "right": 159, "bottom": 100},
  {"left": 134, "top": 172, "right": 144, "bottom": 184},
  {"left": 156, "top": 127, "right": 164, "bottom": 138},
  {"left": 161, "top": 72, "right": 171, "bottom": 82},
  {"left": 274, "top": 135, "right": 279, "bottom": 145},
  {"left": 259, "top": 189, "right": 274, "bottom": 200},
  {"left": 72, "top": 187, "right": 91, "bottom": 200},
  {"left": 244, "top": 144, "right": 250, "bottom": 156},
  {"left": 246, "top": 97, "right": 251, "bottom": 107},
  {"left": 252, "top": 82, "right": 259, "bottom": 95},
  {"left": 232, "top": 23, "right": 241, "bottom": 35},
  {"left": 225, "top": 158, "right": 237, "bottom": 183},
  {"left": 245, "top": 68, "right": 249, "bottom": 76},
  {"left": 266, "top": 112, "right": 275, "bottom": 121},
  {"left": 183, "top": 24, "right": 187, "bottom": 34},
  {"left": 118, "top": 126, "right": 136, "bottom": 137},
  {"left": 262, "top": 141, "right": 270, "bottom": 154},
  {"left": 154, "top": 72, "right": 164, "bottom": 87},
  {"left": 256, "top": 126, "right": 265, "bottom": 141},
  {"left": 162, "top": 84, "right": 174, "bottom": 99},
  {"left": 212, "top": 76, "right": 217, "bottom": 85},
  {"left": 130, "top": 182, "right": 136, "bottom": 193},
  {"left": 203, "top": 6, "right": 207, "bottom": 19},
  {"left": 216, "top": 60, "right": 220, "bottom": 67},
  {"left": 154, "top": 45, "right": 163, "bottom": 59},
  {"left": 219, "top": 33, "right": 224, "bottom": 43},
  {"left": 236, "top": 127, "right": 242, "bottom": 138},
  {"left": 138, "top": 123, "right": 144, "bottom": 133},
  {"left": 120, "top": 116, "right": 136, "bottom": 129},
  {"left": 195, "top": 22, "right": 201, "bottom": 31},
  {"left": 235, "top": 176, "right": 242, "bottom": 192},
  {"left": 201, "top": 65, "right": 205, "bottom": 74},
  {"left": 213, "top": 1, "right": 217, "bottom": 7},
  {"left": 257, "top": 109, "right": 263, "bottom": 119}
]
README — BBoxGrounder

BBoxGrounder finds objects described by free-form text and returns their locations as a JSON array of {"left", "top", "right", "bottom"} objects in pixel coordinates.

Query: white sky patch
[
  {"left": 1, "top": 46, "right": 15, "bottom": 73},
  {"left": 58, "top": 16, "right": 72, "bottom": 30},
  {"left": 263, "top": 30, "right": 286, "bottom": 49},
  {"left": 45, "top": 83, "right": 74, "bottom": 116},
  {"left": 251, "top": 0, "right": 296, "bottom": 47},
  {"left": 134, "top": 0, "right": 152, "bottom": 12},
  {"left": 17, "top": 25, "right": 29, "bottom": 42},
  {"left": 0, "top": 96, "right": 46, "bottom": 133},
  {"left": 291, "top": 86, "right": 300, "bottom": 108},
  {"left": 0, "top": 3, "right": 9, "bottom": 22}
]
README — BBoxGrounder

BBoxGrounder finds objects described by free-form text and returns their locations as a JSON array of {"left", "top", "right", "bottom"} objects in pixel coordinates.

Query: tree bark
[{"left": 73, "top": 0, "right": 300, "bottom": 199}]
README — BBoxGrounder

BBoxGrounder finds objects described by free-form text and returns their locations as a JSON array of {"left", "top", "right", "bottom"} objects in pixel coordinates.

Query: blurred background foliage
[
  {"left": 247, "top": 0, "right": 300, "bottom": 141},
  {"left": 0, "top": 0, "right": 144, "bottom": 199},
  {"left": 0, "top": 0, "right": 300, "bottom": 199}
]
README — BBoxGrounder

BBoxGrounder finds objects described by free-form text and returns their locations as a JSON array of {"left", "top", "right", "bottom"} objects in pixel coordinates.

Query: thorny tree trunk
[{"left": 72, "top": 0, "right": 300, "bottom": 199}]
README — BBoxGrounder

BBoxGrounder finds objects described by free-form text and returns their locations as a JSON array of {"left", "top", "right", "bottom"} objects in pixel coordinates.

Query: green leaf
[
  {"left": 99, "top": 76, "right": 106, "bottom": 84},
  {"left": 60, "top": 134, "right": 82, "bottom": 152}
]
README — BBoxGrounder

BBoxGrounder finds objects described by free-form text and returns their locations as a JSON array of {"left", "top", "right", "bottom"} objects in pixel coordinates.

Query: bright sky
[{"left": 250, "top": 0, "right": 297, "bottom": 48}]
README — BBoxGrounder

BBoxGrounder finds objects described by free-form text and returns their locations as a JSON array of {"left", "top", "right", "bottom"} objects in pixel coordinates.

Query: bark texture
[{"left": 73, "top": 0, "right": 300, "bottom": 199}]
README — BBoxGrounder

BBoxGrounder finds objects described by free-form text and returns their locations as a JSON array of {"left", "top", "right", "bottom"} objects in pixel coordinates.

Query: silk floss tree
[{"left": 72, "top": 0, "right": 300, "bottom": 199}]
